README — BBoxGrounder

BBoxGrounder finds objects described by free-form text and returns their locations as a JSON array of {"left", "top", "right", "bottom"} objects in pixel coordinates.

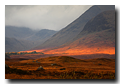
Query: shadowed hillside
[
  {"left": 5, "top": 26, "right": 57, "bottom": 52},
  {"left": 5, "top": 37, "right": 35, "bottom": 52},
  {"left": 5, "top": 26, "right": 37, "bottom": 40},
  {"left": 26, "top": 29, "right": 57, "bottom": 41},
  {"left": 74, "top": 10, "right": 115, "bottom": 40},
  {"left": 5, "top": 37, "right": 25, "bottom": 52}
]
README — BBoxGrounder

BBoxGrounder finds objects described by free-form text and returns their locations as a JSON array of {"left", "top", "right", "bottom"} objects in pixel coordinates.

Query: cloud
[{"left": 5, "top": 5, "right": 92, "bottom": 30}]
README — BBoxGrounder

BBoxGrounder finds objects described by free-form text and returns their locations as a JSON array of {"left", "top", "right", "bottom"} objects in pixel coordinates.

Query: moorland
[{"left": 5, "top": 52, "right": 115, "bottom": 79}]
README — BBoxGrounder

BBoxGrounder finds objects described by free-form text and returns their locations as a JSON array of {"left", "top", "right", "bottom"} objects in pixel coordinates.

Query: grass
[
  {"left": 80, "top": 70, "right": 115, "bottom": 79},
  {"left": 57, "top": 71, "right": 115, "bottom": 79},
  {"left": 5, "top": 56, "right": 115, "bottom": 79},
  {"left": 5, "top": 66, "right": 31, "bottom": 75},
  {"left": 5, "top": 66, "right": 115, "bottom": 79},
  {"left": 58, "top": 71, "right": 84, "bottom": 79},
  {"left": 58, "top": 56, "right": 85, "bottom": 62}
]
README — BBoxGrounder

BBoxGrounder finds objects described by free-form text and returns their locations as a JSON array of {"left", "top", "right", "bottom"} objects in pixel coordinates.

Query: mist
[{"left": 5, "top": 5, "right": 92, "bottom": 30}]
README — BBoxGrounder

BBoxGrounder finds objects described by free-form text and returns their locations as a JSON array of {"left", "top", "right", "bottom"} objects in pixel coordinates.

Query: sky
[{"left": 5, "top": 5, "right": 92, "bottom": 30}]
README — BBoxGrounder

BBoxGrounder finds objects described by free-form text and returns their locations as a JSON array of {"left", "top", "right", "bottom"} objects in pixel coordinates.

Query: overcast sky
[{"left": 5, "top": 5, "right": 92, "bottom": 30}]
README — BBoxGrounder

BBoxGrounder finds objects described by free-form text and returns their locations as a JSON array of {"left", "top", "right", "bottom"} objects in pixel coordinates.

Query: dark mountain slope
[
  {"left": 26, "top": 29, "right": 57, "bottom": 41},
  {"left": 5, "top": 37, "right": 36, "bottom": 52},
  {"left": 5, "top": 37, "right": 25, "bottom": 52},
  {"left": 34, "top": 5, "right": 115, "bottom": 49},
  {"left": 5, "top": 26, "right": 37, "bottom": 40},
  {"left": 5, "top": 26, "right": 57, "bottom": 52},
  {"left": 74, "top": 10, "right": 115, "bottom": 40}
]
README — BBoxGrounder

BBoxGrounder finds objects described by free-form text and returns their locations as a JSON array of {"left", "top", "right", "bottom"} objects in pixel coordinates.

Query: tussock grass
[{"left": 5, "top": 67, "right": 31, "bottom": 75}]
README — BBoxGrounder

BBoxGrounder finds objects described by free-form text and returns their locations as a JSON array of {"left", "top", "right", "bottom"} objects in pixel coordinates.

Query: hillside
[
  {"left": 26, "top": 29, "right": 57, "bottom": 42},
  {"left": 5, "top": 37, "right": 26, "bottom": 52},
  {"left": 74, "top": 10, "right": 115, "bottom": 40},
  {"left": 36, "top": 56, "right": 85, "bottom": 63},
  {"left": 5, "top": 26, "right": 37, "bottom": 40},
  {"left": 5, "top": 26, "right": 57, "bottom": 52},
  {"left": 43, "top": 10, "right": 115, "bottom": 55},
  {"left": 34, "top": 5, "right": 115, "bottom": 50},
  {"left": 5, "top": 37, "right": 36, "bottom": 52}
]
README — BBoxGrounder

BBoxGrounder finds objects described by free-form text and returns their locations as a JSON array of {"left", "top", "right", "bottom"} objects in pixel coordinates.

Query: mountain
[
  {"left": 43, "top": 10, "right": 115, "bottom": 55},
  {"left": 26, "top": 29, "right": 57, "bottom": 41},
  {"left": 34, "top": 5, "right": 115, "bottom": 50},
  {"left": 5, "top": 37, "right": 44, "bottom": 52},
  {"left": 5, "top": 26, "right": 57, "bottom": 41},
  {"left": 5, "top": 26, "right": 37, "bottom": 40},
  {"left": 5, "top": 26, "right": 57, "bottom": 52},
  {"left": 5, "top": 37, "right": 27, "bottom": 52},
  {"left": 74, "top": 10, "right": 115, "bottom": 40}
]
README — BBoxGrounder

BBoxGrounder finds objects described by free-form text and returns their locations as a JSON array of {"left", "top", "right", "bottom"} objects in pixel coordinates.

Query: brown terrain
[
  {"left": 5, "top": 54, "right": 115, "bottom": 79},
  {"left": 5, "top": 6, "right": 115, "bottom": 79}
]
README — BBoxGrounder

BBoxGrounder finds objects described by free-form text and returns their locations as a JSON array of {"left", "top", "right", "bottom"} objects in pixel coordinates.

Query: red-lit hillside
[{"left": 43, "top": 10, "right": 115, "bottom": 55}]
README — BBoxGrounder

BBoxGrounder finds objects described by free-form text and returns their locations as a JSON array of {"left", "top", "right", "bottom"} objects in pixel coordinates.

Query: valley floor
[{"left": 5, "top": 54, "right": 115, "bottom": 79}]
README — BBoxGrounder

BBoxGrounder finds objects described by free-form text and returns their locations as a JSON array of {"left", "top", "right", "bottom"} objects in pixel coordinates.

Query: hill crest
[
  {"left": 42, "top": 10, "right": 115, "bottom": 55},
  {"left": 33, "top": 5, "right": 115, "bottom": 50}
]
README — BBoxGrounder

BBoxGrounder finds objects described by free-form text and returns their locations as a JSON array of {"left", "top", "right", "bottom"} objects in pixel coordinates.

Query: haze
[{"left": 5, "top": 5, "right": 92, "bottom": 30}]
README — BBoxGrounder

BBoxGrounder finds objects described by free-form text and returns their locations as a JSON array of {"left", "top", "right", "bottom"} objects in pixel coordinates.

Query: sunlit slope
[
  {"left": 44, "top": 10, "right": 115, "bottom": 55},
  {"left": 34, "top": 5, "right": 115, "bottom": 50}
]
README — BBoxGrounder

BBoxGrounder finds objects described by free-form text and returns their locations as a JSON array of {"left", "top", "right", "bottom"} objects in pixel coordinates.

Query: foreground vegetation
[
  {"left": 5, "top": 56, "right": 115, "bottom": 79},
  {"left": 5, "top": 67, "right": 115, "bottom": 79},
  {"left": 57, "top": 71, "right": 115, "bottom": 79}
]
